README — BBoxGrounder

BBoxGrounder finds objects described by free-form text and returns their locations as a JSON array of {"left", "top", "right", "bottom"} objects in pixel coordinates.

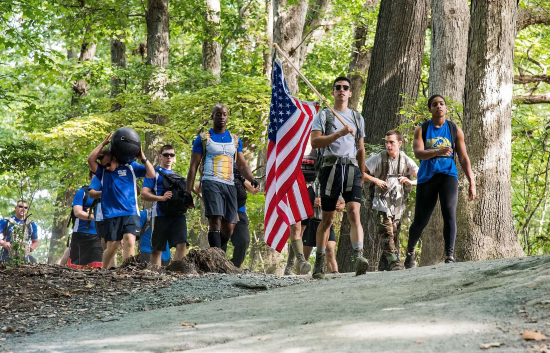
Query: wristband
[{"left": 141, "top": 159, "right": 148, "bottom": 164}]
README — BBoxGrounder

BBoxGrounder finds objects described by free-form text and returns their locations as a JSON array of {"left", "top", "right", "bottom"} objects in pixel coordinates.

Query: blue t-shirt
[
  {"left": 139, "top": 210, "right": 170, "bottom": 261},
  {"left": 191, "top": 129, "right": 243, "bottom": 185},
  {"left": 71, "top": 186, "right": 97, "bottom": 235},
  {"left": 91, "top": 162, "right": 146, "bottom": 219},
  {"left": 0, "top": 215, "right": 38, "bottom": 260},
  {"left": 417, "top": 120, "right": 459, "bottom": 184},
  {"left": 89, "top": 176, "right": 104, "bottom": 222},
  {"left": 143, "top": 167, "right": 174, "bottom": 217}
]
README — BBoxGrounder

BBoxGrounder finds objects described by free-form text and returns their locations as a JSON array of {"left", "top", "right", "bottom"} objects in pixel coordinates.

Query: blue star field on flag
[{"left": 268, "top": 60, "right": 298, "bottom": 143}]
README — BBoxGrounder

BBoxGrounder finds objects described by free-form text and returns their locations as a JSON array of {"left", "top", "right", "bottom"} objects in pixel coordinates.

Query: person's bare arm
[
  {"left": 138, "top": 148, "right": 156, "bottom": 178},
  {"left": 141, "top": 186, "right": 171, "bottom": 202},
  {"left": 186, "top": 152, "right": 203, "bottom": 194},
  {"left": 356, "top": 137, "right": 365, "bottom": 178},
  {"left": 413, "top": 126, "right": 452, "bottom": 160},
  {"left": 88, "top": 133, "right": 112, "bottom": 173},
  {"left": 310, "top": 127, "right": 354, "bottom": 149},
  {"left": 73, "top": 205, "right": 94, "bottom": 221},
  {"left": 89, "top": 189, "right": 102, "bottom": 200},
  {"left": 363, "top": 166, "right": 388, "bottom": 190},
  {"left": 236, "top": 152, "right": 256, "bottom": 185},
  {"left": 454, "top": 126, "right": 476, "bottom": 200},
  {"left": 244, "top": 180, "right": 260, "bottom": 194},
  {"left": 29, "top": 238, "right": 39, "bottom": 251}
]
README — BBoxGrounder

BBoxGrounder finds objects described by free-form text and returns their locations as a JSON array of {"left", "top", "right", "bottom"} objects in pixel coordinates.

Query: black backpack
[
  {"left": 421, "top": 119, "right": 457, "bottom": 160},
  {"left": 233, "top": 167, "right": 248, "bottom": 209},
  {"left": 156, "top": 168, "right": 188, "bottom": 216},
  {"left": 301, "top": 150, "right": 318, "bottom": 183},
  {"left": 67, "top": 186, "right": 98, "bottom": 230}
]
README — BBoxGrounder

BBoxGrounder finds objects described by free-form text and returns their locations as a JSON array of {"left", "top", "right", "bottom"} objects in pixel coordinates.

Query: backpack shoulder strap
[
  {"left": 380, "top": 150, "right": 389, "bottom": 180},
  {"left": 82, "top": 185, "right": 90, "bottom": 210},
  {"left": 421, "top": 120, "right": 429, "bottom": 146},
  {"left": 323, "top": 108, "right": 334, "bottom": 135},
  {"left": 448, "top": 120, "right": 457, "bottom": 153},
  {"left": 352, "top": 110, "right": 361, "bottom": 143},
  {"left": 229, "top": 132, "right": 240, "bottom": 160}
]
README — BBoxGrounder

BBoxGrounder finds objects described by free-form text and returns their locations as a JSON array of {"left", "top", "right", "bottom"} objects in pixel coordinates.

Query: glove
[
  {"left": 182, "top": 191, "right": 194, "bottom": 209},
  {"left": 251, "top": 179, "right": 260, "bottom": 189}
]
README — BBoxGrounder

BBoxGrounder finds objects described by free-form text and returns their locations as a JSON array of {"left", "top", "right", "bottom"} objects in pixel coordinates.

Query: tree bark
[
  {"left": 71, "top": 37, "right": 97, "bottom": 105},
  {"left": 273, "top": 0, "right": 308, "bottom": 95},
  {"left": 514, "top": 75, "right": 550, "bottom": 85},
  {"left": 513, "top": 94, "right": 550, "bottom": 104},
  {"left": 517, "top": 7, "right": 550, "bottom": 32},
  {"left": 145, "top": 0, "right": 170, "bottom": 165},
  {"left": 48, "top": 187, "right": 74, "bottom": 264},
  {"left": 110, "top": 38, "right": 126, "bottom": 111},
  {"left": 420, "top": 0, "right": 469, "bottom": 267},
  {"left": 297, "top": 0, "right": 333, "bottom": 69},
  {"left": 347, "top": 0, "right": 378, "bottom": 111},
  {"left": 263, "top": 0, "right": 274, "bottom": 82},
  {"left": 343, "top": 0, "right": 428, "bottom": 270},
  {"left": 202, "top": 0, "right": 222, "bottom": 79},
  {"left": 456, "top": 0, "right": 524, "bottom": 261}
]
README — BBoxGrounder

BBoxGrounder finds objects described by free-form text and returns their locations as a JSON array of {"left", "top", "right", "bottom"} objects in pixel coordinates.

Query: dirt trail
[{"left": 6, "top": 256, "right": 550, "bottom": 353}]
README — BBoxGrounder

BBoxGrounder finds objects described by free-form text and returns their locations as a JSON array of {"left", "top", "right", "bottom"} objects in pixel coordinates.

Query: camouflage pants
[{"left": 377, "top": 211, "right": 400, "bottom": 271}]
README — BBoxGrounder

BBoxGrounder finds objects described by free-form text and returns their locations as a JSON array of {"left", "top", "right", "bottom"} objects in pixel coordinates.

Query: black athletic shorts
[
  {"left": 68, "top": 232, "right": 103, "bottom": 268},
  {"left": 151, "top": 215, "right": 188, "bottom": 251},
  {"left": 95, "top": 221, "right": 108, "bottom": 239},
  {"left": 302, "top": 218, "right": 336, "bottom": 247},
  {"left": 318, "top": 165, "right": 362, "bottom": 212},
  {"left": 202, "top": 180, "right": 238, "bottom": 224},
  {"left": 102, "top": 215, "right": 141, "bottom": 242}
]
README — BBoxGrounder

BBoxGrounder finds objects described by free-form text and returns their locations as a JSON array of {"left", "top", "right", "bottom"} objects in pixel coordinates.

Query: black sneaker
[
  {"left": 445, "top": 257, "right": 456, "bottom": 264},
  {"left": 404, "top": 252, "right": 416, "bottom": 269}
]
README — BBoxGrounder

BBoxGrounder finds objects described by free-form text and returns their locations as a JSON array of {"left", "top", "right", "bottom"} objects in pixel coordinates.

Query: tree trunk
[
  {"left": 110, "top": 38, "right": 126, "bottom": 111},
  {"left": 263, "top": 0, "right": 274, "bottom": 82},
  {"left": 420, "top": 0, "right": 469, "bottom": 266},
  {"left": 202, "top": 0, "right": 222, "bottom": 79},
  {"left": 48, "top": 187, "right": 74, "bottom": 264},
  {"left": 145, "top": 0, "right": 169, "bottom": 165},
  {"left": 348, "top": 0, "right": 428, "bottom": 269},
  {"left": 455, "top": 0, "right": 524, "bottom": 261},
  {"left": 297, "top": 0, "right": 333, "bottom": 69},
  {"left": 347, "top": 0, "right": 378, "bottom": 110},
  {"left": 71, "top": 37, "right": 97, "bottom": 105},
  {"left": 273, "top": 0, "right": 308, "bottom": 94}
]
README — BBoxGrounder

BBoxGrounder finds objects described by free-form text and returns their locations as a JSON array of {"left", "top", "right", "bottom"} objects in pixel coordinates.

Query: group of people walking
[{"left": 0, "top": 75, "right": 476, "bottom": 276}]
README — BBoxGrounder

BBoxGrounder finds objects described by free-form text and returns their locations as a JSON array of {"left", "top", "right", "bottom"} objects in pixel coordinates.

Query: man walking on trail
[
  {"left": 405, "top": 95, "right": 476, "bottom": 268},
  {"left": 67, "top": 171, "right": 103, "bottom": 268},
  {"left": 364, "top": 130, "right": 418, "bottom": 271},
  {"left": 0, "top": 200, "right": 39, "bottom": 262},
  {"left": 310, "top": 76, "right": 368, "bottom": 279},
  {"left": 141, "top": 145, "right": 188, "bottom": 266},
  {"left": 186, "top": 104, "right": 259, "bottom": 251},
  {"left": 88, "top": 135, "right": 155, "bottom": 269}
]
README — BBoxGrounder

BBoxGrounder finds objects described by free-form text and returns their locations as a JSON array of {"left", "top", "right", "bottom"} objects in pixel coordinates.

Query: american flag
[{"left": 264, "top": 59, "right": 317, "bottom": 252}]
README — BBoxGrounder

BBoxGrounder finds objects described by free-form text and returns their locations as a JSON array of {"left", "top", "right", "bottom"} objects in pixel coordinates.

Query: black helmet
[{"left": 110, "top": 127, "right": 141, "bottom": 164}]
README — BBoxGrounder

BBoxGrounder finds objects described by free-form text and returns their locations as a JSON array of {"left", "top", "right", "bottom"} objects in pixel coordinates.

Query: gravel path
[{"left": 4, "top": 256, "right": 550, "bottom": 353}]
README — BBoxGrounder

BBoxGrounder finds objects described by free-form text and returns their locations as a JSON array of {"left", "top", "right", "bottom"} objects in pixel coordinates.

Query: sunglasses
[
  {"left": 18, "top": 205, "right": 28, "bottom": 209},
  {"left": 101, "top": 156, "right": 113, "bottom": 168},
  {"left": 334, "top": 85, "right": 350, "bottom": 91},
  {"left": 162, "top": 153, "right": 176, "bottom": 158}
]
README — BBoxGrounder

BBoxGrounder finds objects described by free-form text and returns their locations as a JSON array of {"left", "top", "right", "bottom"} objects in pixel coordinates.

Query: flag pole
[{"left": 273, "top": 43, "right": 354, "bottom": 136}]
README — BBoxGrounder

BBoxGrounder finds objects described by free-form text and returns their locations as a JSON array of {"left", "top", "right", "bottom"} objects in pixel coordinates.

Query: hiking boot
[
  {"left": 312, "top": 252, "right": 326, "bottom": 279},
  {"left": 389, "top": 261, "right": 403, "bottom": 271},
  {"left": 284, "top": 257, "right": 295, "bottom": 275},
  {"left": 295, "top": 253, "right": 311, "bottom": 275},
  {"left": 404, "top": 251, "right": 416, "bottom": 269},
  {"left": 353, "top": 248, "right": 369, "bottom": 276},
  {"left": 445, "top": 256, "right": 456, "bottom": 264},
  {"left": 378, "top": 254, "right": 389, "bottom": 272}
]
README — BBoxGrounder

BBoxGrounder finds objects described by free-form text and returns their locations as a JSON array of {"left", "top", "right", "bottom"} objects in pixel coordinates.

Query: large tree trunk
[
  {"left": 48, "top": 187, "right": 74, "bottom": 264},
  {"left": 273, "top": 0, "right": 308, "bottom": 94},
  {"left": 297, "top": 0, "right": 333, "bottom": 69},
  {"left": 71, "top": 36, "right": 97, "bottom": 106},
  {"left": 144, "top": 0, "right": 169, "bottom": 165},
  {"left": 455, "top": 0, "right": 524, "bottom": 260},
  {"left": 347, "top": 0, "right": 378, "bottom": 110},
  {"left": 336, "top": 0, "right": 429, "bottom": 271},
  {"left": 110, "top": 38, "right": 126, "bottom": 111},
  {"left": 420, "top": 0, "right": 469, "bottom": 266},
  {"left": 202, "top": 0, "right": 222, "bottom": 79}
]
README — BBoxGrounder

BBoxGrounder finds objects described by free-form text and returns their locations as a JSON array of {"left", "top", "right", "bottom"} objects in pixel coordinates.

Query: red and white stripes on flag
[{"left": 264, "top": 60, "right": 317, "bottom": 252}]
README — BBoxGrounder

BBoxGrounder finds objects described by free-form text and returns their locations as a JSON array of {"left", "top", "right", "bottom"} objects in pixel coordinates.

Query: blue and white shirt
[
  {"left": 417, "top": 120, "right": 459, "bottom": 184},
  {"left": 71, "top": 186, "right": 97, "bottom": 235},
  {"left": 143, "top": 167, "right": 174, "bottom": 217},
  {"left": 0, "top": 215, "right": 38, "bottom": 260},
  {"left": 91, "top": 162, "right": 146, "bottom": 219},
  {"left": 192, "top": 129, "right": 243, "bottom": 185}
]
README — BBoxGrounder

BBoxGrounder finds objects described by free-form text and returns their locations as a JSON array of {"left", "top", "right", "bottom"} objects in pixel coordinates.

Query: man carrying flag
[{"left": 264, "top": 59, "right": 316, "bottom": 274}]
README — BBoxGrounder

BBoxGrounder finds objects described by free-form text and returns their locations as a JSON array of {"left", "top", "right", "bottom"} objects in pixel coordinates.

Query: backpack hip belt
[{"left": 324, "top": 156, "right": 359, "bottom": 197}]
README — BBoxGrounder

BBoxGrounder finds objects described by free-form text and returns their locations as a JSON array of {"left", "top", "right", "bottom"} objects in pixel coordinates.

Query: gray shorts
[{"left": 202, "top": 180, "right": 238, "bottom": 224}]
